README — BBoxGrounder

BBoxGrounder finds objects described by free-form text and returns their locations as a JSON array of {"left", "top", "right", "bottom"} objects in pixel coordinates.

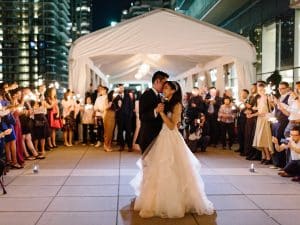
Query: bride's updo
[{"left": 164, "top": 81, "right": 182, "bottom": 113}]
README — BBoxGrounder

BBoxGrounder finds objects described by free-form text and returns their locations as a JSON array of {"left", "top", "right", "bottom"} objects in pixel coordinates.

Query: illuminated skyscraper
[
  {"left": 70, "top": 0, "right": 92, "bottom": 41},
  {"left": 0, "top": 0, "right": 71, "bottom": 88}
]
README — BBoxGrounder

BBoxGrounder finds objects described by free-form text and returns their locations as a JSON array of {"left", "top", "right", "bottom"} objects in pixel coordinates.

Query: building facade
[
  {"left": 121, "top": 0, "right": 176, "bottom": 20},
  {"left": 0, "top": 0, "right": 91, "bottom": 90},
  {"left": 70, "top": 0, "right": 92, "bottom": 41},
  {"left": 177, "top": 0, "right": 300, "bottom": 85}
]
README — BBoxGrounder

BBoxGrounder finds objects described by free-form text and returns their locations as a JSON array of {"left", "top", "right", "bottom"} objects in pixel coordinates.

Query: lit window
[
  {"left": 20, "top": 51, "right": 29, "bottom": 57},
  {"left": 20, "top": 81, "right": 30, "bottom": 87},
  {"left": 20, "top": 66, "right": 29, "bottom": 72},
  {"left": 20, "top": 74, "right": 29, "bottom": 80},
  {"left": 209, "top": 68, "right": 217, "bottom": 85},
  {"left": 19, "top": 58, "right": 29, "bottom": 64}
]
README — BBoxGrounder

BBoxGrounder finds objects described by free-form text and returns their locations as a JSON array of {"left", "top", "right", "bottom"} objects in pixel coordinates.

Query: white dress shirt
[{"left": 94, "top": 94, "right": 108, "bottom": 117}]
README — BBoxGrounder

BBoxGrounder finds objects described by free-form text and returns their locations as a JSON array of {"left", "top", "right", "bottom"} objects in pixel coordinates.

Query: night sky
[{"left": 92, "top": 0, "right": 133, "bottom": 30}]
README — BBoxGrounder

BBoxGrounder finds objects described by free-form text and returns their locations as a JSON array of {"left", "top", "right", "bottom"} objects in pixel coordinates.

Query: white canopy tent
[{"left": 69, "top": 9, "right": 256, "bottom": 97}]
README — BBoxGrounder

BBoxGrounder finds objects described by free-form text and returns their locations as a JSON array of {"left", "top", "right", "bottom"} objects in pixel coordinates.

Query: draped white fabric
[{"left": 69, "top": 9, "right": 256, "bottom": 96}]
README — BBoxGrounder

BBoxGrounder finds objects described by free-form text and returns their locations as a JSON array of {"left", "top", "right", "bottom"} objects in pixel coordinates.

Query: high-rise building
[
  {"left": 70, "top": 0, "right": 92, "bottom": 41},
  {"left": 0, "top": 0, "right": 72, "bottom": 89},
  {"left": 175, "top": 0, "right": 300, "bottom": 83},
  {"left": 121, "top": 0, "right": 176, "bottom": 21}
]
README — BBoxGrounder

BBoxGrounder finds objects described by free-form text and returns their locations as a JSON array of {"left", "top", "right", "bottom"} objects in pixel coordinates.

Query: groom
[{"left": 138, "top": 71, "right": 169, "bottom": 153}]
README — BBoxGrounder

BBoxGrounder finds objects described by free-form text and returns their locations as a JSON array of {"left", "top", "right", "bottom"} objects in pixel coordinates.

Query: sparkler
[
  {"left": 23, "top": 93, "right": 37, "bottom": 102},
  {"left": 265, "top": 83, "right": 276, "bottom": 96},
  {"left": 268, "top": 116, "right": 278, "bottom": 124},
  {"left": 235, "top": 101, "right": 246, "bottom": 110},
  {"left": 84, "top": 104, "right": 93, "bottom": 110},
  {"left": 48, "top": 81, "right": 60, "bottom": 89},
  {"left": 17, "top": 106, "right": 24, "bottom": 112}
]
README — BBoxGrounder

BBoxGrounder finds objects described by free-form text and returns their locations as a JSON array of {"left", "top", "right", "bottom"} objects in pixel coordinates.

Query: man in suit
[
  {"left": 114, "top": 84, "right": 134, "bottom": 151},
  {"left": 138, "top": 71, "right": 169, "bottom": 153},
  {"left": 271, "top": 82, "right": 291, "bottom": 168},
  {"left": 205, "top": 87, "right": 222, "bottom": 147}
]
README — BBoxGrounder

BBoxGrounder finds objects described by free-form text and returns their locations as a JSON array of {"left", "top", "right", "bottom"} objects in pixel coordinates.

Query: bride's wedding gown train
[{"left": 130, "top": 122, "right": 214, "bottom": 218}]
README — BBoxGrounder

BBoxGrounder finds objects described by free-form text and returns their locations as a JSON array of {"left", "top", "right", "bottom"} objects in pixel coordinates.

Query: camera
[{"left": 280, "top": 138, "right": 289, "bottom": 145}]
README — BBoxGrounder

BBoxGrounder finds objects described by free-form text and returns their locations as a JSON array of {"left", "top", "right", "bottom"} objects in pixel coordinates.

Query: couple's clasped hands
[{"left": 155, "top": 103, "right": 165, "bottom": 114}]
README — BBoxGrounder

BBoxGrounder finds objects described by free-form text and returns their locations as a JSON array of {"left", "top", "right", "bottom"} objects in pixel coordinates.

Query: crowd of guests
[
  {"left": 0, "top": 82, "right": 142, "bottom": 172},
  {"left": 182, "top": 81, "right": 300, "bottom": 182},
  {"left": 1, "top": 79, "right": 300, "bottom": 183}
]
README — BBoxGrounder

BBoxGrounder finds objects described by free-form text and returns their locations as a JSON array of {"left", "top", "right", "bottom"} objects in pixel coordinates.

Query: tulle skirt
[{"left": 130, "top": 125, "right": 214, "bottom": 218}]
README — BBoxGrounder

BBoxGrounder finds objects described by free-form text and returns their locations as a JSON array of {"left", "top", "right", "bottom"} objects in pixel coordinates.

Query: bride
[{"left": 130, "top": 81, "right": 214, "bottom": 218}]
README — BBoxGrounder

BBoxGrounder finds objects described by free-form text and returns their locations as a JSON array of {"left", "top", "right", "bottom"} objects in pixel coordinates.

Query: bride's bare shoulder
[{"left": 174, "top": 103, "right": 182, "bottom": 112}]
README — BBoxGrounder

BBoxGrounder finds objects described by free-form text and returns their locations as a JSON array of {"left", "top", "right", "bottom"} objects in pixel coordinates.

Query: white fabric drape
[{"left": 69, "top": 9, "right": 256, "bottom": 96}]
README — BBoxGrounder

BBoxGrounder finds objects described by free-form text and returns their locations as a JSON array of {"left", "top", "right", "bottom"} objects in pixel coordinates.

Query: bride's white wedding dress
[{"left": 130, "top": 112, "right": 214, "bottom": 218}]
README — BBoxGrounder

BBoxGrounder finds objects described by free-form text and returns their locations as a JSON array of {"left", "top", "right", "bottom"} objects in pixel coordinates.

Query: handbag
[{"left": 50, "top": 111, "right": 62, "bottom": 129}]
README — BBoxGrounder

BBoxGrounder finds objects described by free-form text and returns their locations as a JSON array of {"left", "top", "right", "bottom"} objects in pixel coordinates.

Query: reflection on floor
[{"left": 0, "top": 145, "right": 299, "bottom": 225}]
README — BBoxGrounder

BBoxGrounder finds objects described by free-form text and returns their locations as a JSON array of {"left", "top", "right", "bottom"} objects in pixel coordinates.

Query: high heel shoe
[{"left": 104, "top": 145, "right": 113, "bottom": 152}]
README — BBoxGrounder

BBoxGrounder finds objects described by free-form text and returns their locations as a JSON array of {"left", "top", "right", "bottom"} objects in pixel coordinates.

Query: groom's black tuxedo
[{"left": 138, "top": 88, "right": 163, "bottom": 153}]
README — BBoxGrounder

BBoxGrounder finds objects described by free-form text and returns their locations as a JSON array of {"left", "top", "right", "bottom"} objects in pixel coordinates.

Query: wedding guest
[
  {"left": 182, "top": 92, "right": 192, "bottom": 140},
  {"left": 81, "top": 96, "right": 95, "bottom": 146},
  {"left": 218, "top": 96, "right": 236, "bottom": 149},
  {"left": 94, "top": 85, "right": 108, "bottom": 147},
  {"left": 270, "top": 82, "right": 291, "bottom": 168},
  {"left": 46, "top": 87, "right": 61, "bottom": 148},
  {"left": 251, "top": 83, "right": 273, "bottom": 165},
  {"left": 197, "top": 113, "right": 210, "bottom": 152},
  {"left": 38, "top": 84, "right": 52, "bottom": 150},
  {"left": 132, "top": 91, "right": 142, "bottom": 151},
  {"left": 10, "top": 89, "right": 26, "bottom": 166},
  {"left": 188, "top": 113, "right": 210, "bottom": 152},
  {"left": 19, "top": 90, "right": 38, "bottom": 159},
  {"left": 73, "top": 93, "right": 82, "bottom": 145},
  {"left": 280, "top": 82, "right": 300, "bottom": 137},
  {"left": 273, "top": 125, "right": 300, "bottom": 181},
  {"left": 244, "top": 83, "right": 261, "bottom": 160},
  {"left": 103, "top": 90, "right": 117, "bottom": 152},
  {"left": 61, "top": 91, "right": 75, "bottom": 147},
  {"left": 205, "top": 87, "right": 222, "bottom": 147},
  {"left": 113, "top": 84, "right": 134, "bottom": 151},
  {"left": 236, "top": 89, "right": 249, "bottom": 155},
  {"left": 32, "top": 99, "right": 48, "bottom": 159},
  {"left": 186, "top": 87, "right": 205, "bottom": 135}
]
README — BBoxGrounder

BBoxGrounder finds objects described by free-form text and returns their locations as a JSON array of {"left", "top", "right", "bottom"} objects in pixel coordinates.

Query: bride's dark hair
[{"left": 164, "top": 81, "right": 182, "bottom": 113}]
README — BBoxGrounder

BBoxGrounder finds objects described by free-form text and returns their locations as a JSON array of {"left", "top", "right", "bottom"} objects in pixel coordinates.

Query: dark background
[{"left": 92, "top": 0, "right": 132, "bottom": 30}]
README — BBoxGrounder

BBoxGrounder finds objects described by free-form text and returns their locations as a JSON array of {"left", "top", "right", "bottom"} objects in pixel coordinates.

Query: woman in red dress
[{"left": 46, "top": 88, "right": 61, "bottom": 147}]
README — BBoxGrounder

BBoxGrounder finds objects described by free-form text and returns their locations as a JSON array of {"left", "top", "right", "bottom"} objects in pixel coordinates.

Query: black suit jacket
[
  {"left": 113, "top": 92, "right": 134, "bottom": 121},
  {"left": 138, "top": 89, "right": 162, "bottom": 153}
]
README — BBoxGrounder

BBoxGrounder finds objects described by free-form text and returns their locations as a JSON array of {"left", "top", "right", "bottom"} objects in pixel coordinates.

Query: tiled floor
[{"left": 1, "top": 145, "right": 300, "bottom": 225}]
